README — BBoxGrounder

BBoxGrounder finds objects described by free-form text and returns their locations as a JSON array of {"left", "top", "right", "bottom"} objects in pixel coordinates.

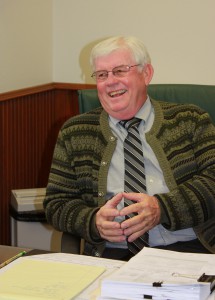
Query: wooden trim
[
  {"left": 0, "top": 82, "right": 96, "bottom": 102},
  {"left": 53, "top": 82, "right": 96, "bottom": 90},
  {"left": 0, "top": 83, "right": 54, "bottom": 102}
]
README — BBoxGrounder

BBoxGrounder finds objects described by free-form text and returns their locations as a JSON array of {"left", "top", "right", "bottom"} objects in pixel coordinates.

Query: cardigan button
[
  {"left": 98, "top": 191, "right": 104, "bottom": 197},
  {"left": 109, "top": 136, "right": 116, "bottom": 142},
  {"left": 101, "top": 161, "right": 107, "bottom": 166}
]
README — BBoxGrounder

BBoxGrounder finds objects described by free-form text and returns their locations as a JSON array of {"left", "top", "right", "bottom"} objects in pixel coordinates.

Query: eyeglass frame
[{"left": 91, "top": 64, "right": 143, "bottom": 82}]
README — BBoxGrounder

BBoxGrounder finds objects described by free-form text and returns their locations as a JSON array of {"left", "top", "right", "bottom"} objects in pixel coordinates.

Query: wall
[
  {"left": 53, "top": 0, "right": 215, "bottom": 85},
  {"left": 0, "top": 0, "right": 53, "bottom": 93},
  {"left": 1, "top": 0, "right": 215, "bottom": 92}
]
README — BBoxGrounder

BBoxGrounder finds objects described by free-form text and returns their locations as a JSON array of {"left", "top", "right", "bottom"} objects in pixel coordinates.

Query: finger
[
  {"left": 121, "top": 207, "right": 158, "bottom": 230},
  {"left": 127, "top": 229, "right": 148, "bottom": 242},
  {"left": 123, "top": 216, "right": 152, "bottom": 241},
  {"left": 123, "top": 219, "right": 149, "bottom": 236},
  {"left": 100, "top": 220, "right": 122, "bottom": 230},
  {"left": 99, "top": 193, "right": 124, "bottom": 220},
  {"left": 98, "top": 225, "right": 124, "bottom": 237},
  {"left": 119, "top": 203, "right": 140, "bottom": 217},
  {"left": 98, "top": 194, "right": 122, "bottom": 216},
  {"left": 105, "top": 192, "right": 123, "bottom": 208},
  {"left": 120, "top": 195, "right": 160, "bottom": 217},
  {"left": 122, "top": 192, "right": 144, "bottom": 203},
  {"left": 98, "top": 207, "right": 120, "bottom": 219},
  {"left": 97, "top": 222, "right": 126, "bottom": 242}
]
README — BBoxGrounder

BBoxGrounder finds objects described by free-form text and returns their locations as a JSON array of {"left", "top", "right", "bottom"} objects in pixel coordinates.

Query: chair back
[{"left": 78, "top": 84, "right": 215, "bottom": 124}]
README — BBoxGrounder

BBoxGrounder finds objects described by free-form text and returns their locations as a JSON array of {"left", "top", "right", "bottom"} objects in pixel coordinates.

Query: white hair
[{"left": 90, "top": 36, "right": 151, "bottom": 71}]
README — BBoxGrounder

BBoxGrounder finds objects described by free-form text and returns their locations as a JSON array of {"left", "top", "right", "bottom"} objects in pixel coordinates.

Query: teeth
[{"left": 109, "top": 89, "right": 126, "bottom": 97}]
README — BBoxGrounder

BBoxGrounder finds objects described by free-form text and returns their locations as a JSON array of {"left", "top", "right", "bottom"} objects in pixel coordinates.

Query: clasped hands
[{"left": 96, "top": 192, "right": 160, "bottom": 243}]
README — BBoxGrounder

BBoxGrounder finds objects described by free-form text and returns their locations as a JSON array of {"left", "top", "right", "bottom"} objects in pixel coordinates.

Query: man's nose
[{"left": 106, "top": 72, "right": 119, "bottom": 83}]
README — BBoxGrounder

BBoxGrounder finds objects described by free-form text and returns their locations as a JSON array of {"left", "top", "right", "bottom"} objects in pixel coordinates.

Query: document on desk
[
  {"left": 0, "top": 253, "right": 107, "bottom": 300},
  {"left": 100, "top": 247, "right": 215, "bottom": 300}
]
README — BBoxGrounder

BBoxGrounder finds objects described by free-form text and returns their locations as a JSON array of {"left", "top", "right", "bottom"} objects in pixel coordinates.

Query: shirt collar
[{"left": 109, "top": 95, "right": 152, "bottom": 126}]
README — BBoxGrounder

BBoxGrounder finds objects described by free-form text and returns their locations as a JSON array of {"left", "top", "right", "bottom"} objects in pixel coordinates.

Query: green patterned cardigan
[{"left": 44, "top": 99, "right": 215, "bottom": 254}]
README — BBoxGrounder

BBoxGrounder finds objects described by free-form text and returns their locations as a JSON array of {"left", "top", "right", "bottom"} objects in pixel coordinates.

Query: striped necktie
[{"left": 120, "top": 118, "right": 149, "bottom": 254}]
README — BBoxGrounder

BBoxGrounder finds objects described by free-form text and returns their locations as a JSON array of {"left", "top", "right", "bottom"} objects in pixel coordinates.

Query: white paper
[
  {"left": 0, "top": 253, "right": 124, "bottom": 300},
  {"left": 100, "top": 247, "right": 215, "bottom": 300}
]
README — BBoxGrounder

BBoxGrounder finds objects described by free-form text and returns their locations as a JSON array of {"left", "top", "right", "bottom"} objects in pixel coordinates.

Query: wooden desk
[
  {"left": 0, "top": 245, "right": 54, "bottom": 264},
  {"left": 0, "top": 245, "right": 31, "bottom": 263}
]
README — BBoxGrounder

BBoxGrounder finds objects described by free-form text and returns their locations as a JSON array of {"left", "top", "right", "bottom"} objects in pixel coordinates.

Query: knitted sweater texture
[{"left": 44, "top": 99, "right": 215, "bottom": 253}]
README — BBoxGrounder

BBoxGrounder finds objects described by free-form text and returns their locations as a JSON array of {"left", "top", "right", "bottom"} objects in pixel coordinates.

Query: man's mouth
[{"left": 108, "top": 89, "right": 127, "bottom": 98}]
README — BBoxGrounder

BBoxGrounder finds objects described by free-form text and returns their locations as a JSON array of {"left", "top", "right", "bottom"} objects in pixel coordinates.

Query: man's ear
[{"left": 143, "top": 64, "right": 154, "bottom": 86}]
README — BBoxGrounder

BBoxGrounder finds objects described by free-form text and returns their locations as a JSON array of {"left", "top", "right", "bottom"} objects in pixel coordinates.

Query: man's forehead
[{"left": 94, "top": 50, "right": 134, "bottom": 69}]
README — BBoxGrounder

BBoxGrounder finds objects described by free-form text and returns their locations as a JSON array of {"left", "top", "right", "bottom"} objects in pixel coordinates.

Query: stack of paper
[
  {"left": 0, "top": 252, "right": 124, "bottom": 300},
  {"left": 99, "top": 248, "right": 215, "bottom": 300},
  {"left": 0, "top": 254, "right": 106, "bottom": 300}
]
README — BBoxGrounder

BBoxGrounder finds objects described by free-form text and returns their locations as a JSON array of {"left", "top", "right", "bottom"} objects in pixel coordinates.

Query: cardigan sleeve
[
  {"left": 43, "top": 120, "right": 105, "bottom": 245},
  {"left": 154, "top": 105, "right": 215, "bottom": 231}
]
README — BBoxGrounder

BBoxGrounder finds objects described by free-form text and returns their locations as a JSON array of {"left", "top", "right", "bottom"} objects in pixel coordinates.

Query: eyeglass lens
[{"left": 92, "top": 64, "right": 140, "bottom": 81}]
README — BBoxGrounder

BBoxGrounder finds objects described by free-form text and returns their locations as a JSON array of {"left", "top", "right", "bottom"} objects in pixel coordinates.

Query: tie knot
[{"left": 119, "top": 118, "right": 141, "bottom": 131}]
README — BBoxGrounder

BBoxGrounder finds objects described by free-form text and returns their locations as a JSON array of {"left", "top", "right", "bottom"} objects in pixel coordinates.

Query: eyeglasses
[{"left": 91, "top": 64, "right": 142, "bottom": 82}]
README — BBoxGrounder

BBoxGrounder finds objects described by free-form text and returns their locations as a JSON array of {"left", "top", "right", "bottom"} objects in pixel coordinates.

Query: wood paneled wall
[{"left": 0, "top": 83, "right": 95, "bottom": 245}]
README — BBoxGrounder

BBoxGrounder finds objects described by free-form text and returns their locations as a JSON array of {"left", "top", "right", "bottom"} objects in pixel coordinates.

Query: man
[{"left": 44, "top": 36, "right": 215, "bottom": 260}]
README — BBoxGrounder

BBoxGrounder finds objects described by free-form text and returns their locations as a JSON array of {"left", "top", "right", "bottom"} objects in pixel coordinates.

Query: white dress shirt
[{"left": 106, "top": 97, "right": 196, "bottom": 248}]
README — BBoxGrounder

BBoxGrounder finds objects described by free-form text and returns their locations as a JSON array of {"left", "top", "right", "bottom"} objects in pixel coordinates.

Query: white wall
[
  {"left": 53, "top": 0, "right": 215, "bottom": 85},
  {"left": 0, "top": 0, "right": 53, "bottom": 93},
  {"left": 1, "top": 0, "right": 214, "bottom": 93}
]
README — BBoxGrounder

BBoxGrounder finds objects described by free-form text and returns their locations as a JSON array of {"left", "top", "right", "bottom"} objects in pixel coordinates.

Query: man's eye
[
  {"left": 115, "top": 69, "right": 125, "bottom": 75},
  {"left": 98, "top": 72, "right": 107, "bottom": 78}
]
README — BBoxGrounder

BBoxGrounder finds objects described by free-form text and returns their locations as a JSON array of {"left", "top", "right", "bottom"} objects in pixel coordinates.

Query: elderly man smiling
[{"left": 44, "top": 36, "right": 215, "bottom": 260}]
